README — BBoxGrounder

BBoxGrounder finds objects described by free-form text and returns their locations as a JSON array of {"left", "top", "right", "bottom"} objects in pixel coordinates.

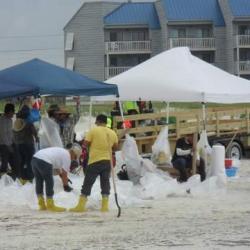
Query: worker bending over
[{"left": 31, "top": 145, "right": 81, "bottom": 212}]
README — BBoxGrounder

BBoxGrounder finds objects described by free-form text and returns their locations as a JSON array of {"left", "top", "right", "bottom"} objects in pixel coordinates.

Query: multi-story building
[{"left": 64, "top": 0, "right": 250, "bottom": 81}]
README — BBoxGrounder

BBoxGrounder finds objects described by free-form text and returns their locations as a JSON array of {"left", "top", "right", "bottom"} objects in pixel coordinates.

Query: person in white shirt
[{"left": 31, "top": 145, "right": 81, "bottom": 212}]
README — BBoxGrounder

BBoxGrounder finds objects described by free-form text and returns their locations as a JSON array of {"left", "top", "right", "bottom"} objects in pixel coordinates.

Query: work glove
[{"left": 63, "top": 185, "right": 73, "bottom": 192}]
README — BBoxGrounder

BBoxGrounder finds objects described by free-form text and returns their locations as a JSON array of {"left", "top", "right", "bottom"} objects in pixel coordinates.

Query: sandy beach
[{"left": 0, "top": 160, "right": 250, "bottom": 250}]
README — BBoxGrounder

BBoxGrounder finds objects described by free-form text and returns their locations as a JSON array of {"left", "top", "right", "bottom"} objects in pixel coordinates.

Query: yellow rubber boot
[
  {"left": 101, "top": 196, "right": 109, "bottom": 212},
  {"left": 38, "top": 195, "right": 47, "bottom": 211},
  {"left": 69, "top": 196, "right": 87, "bottom": 212},
  {"left": 46, "top": 198, "right": 66, "bottom": 212}
]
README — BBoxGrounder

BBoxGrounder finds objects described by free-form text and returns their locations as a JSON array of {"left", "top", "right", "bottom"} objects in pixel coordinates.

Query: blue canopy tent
[
  {"left": 0, "top": 80, "right": 39, "bottom": 99},
  {"left": 0, "top": 58, "right": 119, "bottom": 99}
]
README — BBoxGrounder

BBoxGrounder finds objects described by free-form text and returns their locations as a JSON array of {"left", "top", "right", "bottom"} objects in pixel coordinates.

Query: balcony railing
[
  {"left": 105, "top": 66, "right": 131, "bottom": 79},
  {"left": 105, "top": 41, "right": 151, "bottom": 54},
  {"left": 235, "top": 35, "right": 250, "bottom": 47},
  {"left": 235, "top": 61, "right": 250, "bottom": 74},
  {"left": 169, "top": 38, "right": 216, "bottom": 50}
]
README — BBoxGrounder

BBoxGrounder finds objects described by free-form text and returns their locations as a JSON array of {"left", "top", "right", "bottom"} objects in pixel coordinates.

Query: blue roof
[
  {"left": 228, "top": 0, "right": 250, "bottom": 17},
  {"left": 0, "top": 59, "right": 119, "bottom": 98},
  {"left": 104, "top": 3, "right": 160, "bottom": 29},
  {"left": 162, "top": 0, "right": 225, "bottom": 27}
]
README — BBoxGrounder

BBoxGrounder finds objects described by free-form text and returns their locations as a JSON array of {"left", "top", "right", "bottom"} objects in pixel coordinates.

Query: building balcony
[
  {"left": 235, "top": 35, "right": 250, "bottom": 48},
  {"left": 105, "top": 66, "right": 132, "bottom": 79},
  {"left": 235, "top": 61, "right": 250, "bottom": 75},
  {"left": 169, "top": 38, "right": 216, "bottom": 51},
  {"left": 105, "top": 41, "right": 151, "bottom": 54}
]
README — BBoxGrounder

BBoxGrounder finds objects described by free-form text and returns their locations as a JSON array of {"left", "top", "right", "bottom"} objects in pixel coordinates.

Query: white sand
[{"left": 0, "top": 160, "right": 250, "bottom": 250}]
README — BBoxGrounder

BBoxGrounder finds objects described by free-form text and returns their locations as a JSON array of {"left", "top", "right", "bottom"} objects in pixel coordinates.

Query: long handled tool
[
  {"left": 110, "top": 154, "right": 121, "bottom": 218},
  {"left": 107, "top": 133, "right": 121, "bottom": 218}
]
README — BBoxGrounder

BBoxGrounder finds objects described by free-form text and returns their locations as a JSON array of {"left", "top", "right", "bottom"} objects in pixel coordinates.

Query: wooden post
[{"left": 191, "top": 132, "right": 198, "bottom": 176}]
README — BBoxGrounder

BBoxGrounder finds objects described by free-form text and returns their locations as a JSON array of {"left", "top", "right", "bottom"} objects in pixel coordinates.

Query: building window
[
  {"left": 169, "top": 28, "right": 186, "bottom": 38},
  {"left": 66, "top": 57, "right": 75, "bottom": 70},
  {"left": 65, "top": 32, "right": 74, "bottom": 51},
  {"left": 192, "top": 52, "right": 214, "bottom": 63},
  {"left": 240, "top": 49, "right": 250, "bottom": 60},
  {"left": 169, "top": 26, "right": 212, "bottom": 38},
  {"left": 239, "top": 25, "right": 250, "bottom": 35},
  {"left": 110, "top": 56, "right": 118, "bottom": 67},
  {"left": 110, "top": 32, "right": 117, "bottom": 41},
  {"left": 109, "top": 29, "right": 148, "bottom": 41},
  {"left": 138, "top": 54, "right": 150, "bottom": 63}
]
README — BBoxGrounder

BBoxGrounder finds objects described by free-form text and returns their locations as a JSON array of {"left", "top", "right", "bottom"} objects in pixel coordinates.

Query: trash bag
[
  {"left": 39, "top": 117, "right": 63, "bottom": 149},
  {"left": 151, "top": 126, "right": 172, "bottom": 165},
  {"left": 197, "top": 130, "right": 212, "bottom": 177},
  {"left": 121, "top": 134, "right": 143, "bottom": 184},
  {"left": 26, "top": 108, "right": 40, "bottom": 124},
  {"left": 121, "top": 135, "right": 157, "bottom": 184},
  {"left": 74, "top": 116, "right": 95, "bottom": 141}
]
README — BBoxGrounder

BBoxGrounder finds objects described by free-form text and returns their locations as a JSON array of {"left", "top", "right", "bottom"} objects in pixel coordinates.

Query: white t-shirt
[{"left": 34, "top": 147, "right": 71, "bottom": 172}]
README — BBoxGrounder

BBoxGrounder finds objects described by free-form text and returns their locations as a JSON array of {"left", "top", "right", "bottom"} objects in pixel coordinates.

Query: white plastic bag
[
  {"left": 197, "top": 130, "right": 212, "bottom": 177},
  {"left": 122, "top": 135, "right": 158, "bottom": 184},
  {"left": 121, "top": 135, "right": 143, "bottom": 184},
  {"left": 39, "top": 117, "right": 63, "bottom": 148},
  {"left": 151, "top": 126, "right": 172, "bottom": 165},
  {"left": 74, "top": 115, "right": 95, "bottom": 141}
]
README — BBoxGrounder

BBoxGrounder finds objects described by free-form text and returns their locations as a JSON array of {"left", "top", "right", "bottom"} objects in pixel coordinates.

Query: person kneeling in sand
[{"left": 31, "top": 145, "right": 81, "bottom": 212}]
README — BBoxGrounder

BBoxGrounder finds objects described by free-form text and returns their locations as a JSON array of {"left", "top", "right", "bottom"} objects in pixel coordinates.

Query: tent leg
[
  {"left": 89, "top": 100, "right": 93, "bottom": 130},
  {"left": 202, "top": 102, "right": 206, "bottom": 131},
  {"left": 118, "top": 98, "right": 125, "bottom": 127},
  {"left": 201, "top": 102, "right": 208, "bottom": 178},
  {"left": 166, "top": 102, "right": 170, "bottom": 124}
]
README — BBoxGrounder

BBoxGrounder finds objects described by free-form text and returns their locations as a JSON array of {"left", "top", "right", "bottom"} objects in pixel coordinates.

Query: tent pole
[
  {"left": 166, "top": 102, "right": 170, "bottom": 124},
  {"left": 118, "top": 98, "right": 125, "bottom": 125},
  {"left": 201, "top": 101, "right": 208, "bottom": 177},
  {"left": 202, "top": 102, "right": 206, "bottom": 131},
  {"left": 89, "top": 99, "right": 93, "bottom": 130}
]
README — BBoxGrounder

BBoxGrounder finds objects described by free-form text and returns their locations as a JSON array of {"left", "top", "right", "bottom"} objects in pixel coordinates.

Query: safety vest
[
  {"left": 123, "top": 101, "right": 139, "bottom": 113},
  {"left": 107, "top": 117, "right": 112, "bottom": 128}
]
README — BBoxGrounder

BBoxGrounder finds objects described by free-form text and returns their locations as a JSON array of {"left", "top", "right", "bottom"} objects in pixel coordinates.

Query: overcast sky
[{"left": 0, "top": 0, "right": 85, "bottom": 69}]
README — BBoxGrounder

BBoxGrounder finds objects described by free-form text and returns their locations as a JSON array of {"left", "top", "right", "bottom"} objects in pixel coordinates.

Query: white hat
[{"left": 70, "top": 143, "right": 82, "bottom": 160}]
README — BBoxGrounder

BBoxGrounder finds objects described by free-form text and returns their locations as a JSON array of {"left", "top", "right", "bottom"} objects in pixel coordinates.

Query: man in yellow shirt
[{"left": 70, "top": 114, "right": 118, "bottom": 213}]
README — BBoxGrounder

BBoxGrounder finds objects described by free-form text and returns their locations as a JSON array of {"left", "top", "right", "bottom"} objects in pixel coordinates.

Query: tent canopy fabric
[
  {"left": 0, "top": 59, "right": 119, "bottom": 99},
  {"left": 105, "top": 47, "right": 250, "bottom": 104},
  {"left": 0, "top": 80, "right": 39, "bottom": 100}
]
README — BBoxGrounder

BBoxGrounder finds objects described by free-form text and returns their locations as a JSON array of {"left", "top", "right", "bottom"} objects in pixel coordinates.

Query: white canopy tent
[{"left": 102, "top": 47, "right": 250, "bottom": 103}]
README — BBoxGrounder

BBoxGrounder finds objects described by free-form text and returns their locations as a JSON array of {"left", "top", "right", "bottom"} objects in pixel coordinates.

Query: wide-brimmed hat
[
  {"left": 47, "top": 104, "right": 60, "bottom": 113},
  {"left": 13, "top": 118, "right": 26, "bottom": 132},
  {"left": 56, "top": 108, "right": 70, "bottom": 114},
  {"left": 47, "top": 105, "right": 70, "bottom": 116}
]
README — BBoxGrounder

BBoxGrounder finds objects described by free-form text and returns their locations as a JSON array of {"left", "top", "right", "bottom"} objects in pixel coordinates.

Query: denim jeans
[
  {"left": 172, "top": 157, "right": 206, "bottom": 182},
  {"left": 31, "top": 157, "right": 54, "bottom": 197}
]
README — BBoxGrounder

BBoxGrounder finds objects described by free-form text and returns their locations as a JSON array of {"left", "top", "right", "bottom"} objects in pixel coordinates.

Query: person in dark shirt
[
  {"left": 13, "top": 117, "right": 39, "bottom": 183},
  {"left": 172, "top": 134, "right": 206, "bottom": 182},
  {"left": 0, "top": 103, "right": 20, "bottom": 180}
]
